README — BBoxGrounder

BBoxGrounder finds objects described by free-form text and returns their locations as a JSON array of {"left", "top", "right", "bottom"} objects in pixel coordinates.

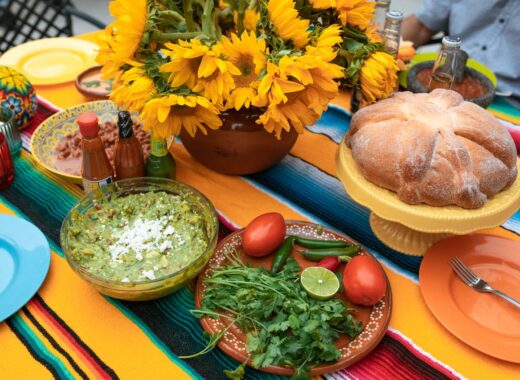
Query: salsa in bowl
[{"left": 60, "top": 178, "right": 218, "bottom": 301}]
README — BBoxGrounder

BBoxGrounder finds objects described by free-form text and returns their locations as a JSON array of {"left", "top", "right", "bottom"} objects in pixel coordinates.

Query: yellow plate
[
  {"left": 31, "top": 101, "right": 120, "bottom": 184},
  {"left": 0, "top": 38, "right": 98, "bottom": 85},
  {"left": 336, "top": 138, "right": 520, "bottom": 234},
  {"left": 398, "top": 52, "right": 498, "bottom": 89}
]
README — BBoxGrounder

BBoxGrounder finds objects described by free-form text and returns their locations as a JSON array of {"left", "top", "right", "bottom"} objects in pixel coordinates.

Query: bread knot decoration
[{"left": 346, "top": 89, "right": 518, "bottom": 209}]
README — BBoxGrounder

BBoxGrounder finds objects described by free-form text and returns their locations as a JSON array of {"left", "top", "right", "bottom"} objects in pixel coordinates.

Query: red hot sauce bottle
[
  {"left": 78, "top": 113, "right": 114, "bottom": 193},
  {"left": 114, "top": 111, "right": 145, "bottom": 180}
]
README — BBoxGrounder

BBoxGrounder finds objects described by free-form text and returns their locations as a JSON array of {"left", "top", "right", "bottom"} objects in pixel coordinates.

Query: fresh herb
[
  {"left": 82, "top": 80, "right": 101, "bottom": 88},
  {"left": 224, "top": 361, "right": 247, "bottom": 380},
  {"left": 187, "top": 250, "right": 363, "bottom": 379}
]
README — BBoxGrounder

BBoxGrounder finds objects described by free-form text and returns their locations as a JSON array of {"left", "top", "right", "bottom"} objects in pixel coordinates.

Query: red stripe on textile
[
  {"left": 386, "top": 330, "right": 459, "bottom": 379},
  {"left": 216, "top": 210, "right": 239, "bottom": 231},
  {"left": 29, "top": 298, "right": 113, "bottom": 380}
]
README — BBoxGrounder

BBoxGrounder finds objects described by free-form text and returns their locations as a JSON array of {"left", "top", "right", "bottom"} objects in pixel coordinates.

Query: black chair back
[{"left": 0, "top": 0, "right": 106, "bottom": 53}]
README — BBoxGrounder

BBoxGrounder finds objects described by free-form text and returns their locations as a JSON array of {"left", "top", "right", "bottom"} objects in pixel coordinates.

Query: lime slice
[{"left": 300, "top": 267, "right": 340, "bottom": 300}]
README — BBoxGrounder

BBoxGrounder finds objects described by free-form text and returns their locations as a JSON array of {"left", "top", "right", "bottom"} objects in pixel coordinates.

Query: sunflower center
[{"left": 233, "top": 55, "right": 256, "bottom": 87}]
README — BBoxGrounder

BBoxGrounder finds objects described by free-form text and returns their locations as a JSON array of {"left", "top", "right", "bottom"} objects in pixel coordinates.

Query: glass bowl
[{"left": 60, "top": 177, "right": 218, "bottom": 301}]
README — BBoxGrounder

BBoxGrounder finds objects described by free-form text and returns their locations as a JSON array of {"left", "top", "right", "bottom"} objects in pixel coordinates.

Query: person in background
[{"left": 401, "top": 0, "right": 520, "bottom": 102}]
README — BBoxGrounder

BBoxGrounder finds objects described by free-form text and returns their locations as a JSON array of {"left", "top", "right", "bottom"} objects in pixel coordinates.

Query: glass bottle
[
  {"left": 382, "top": 10, "right": 404, "bottom": 58},
  {"left": 114, "top": 111, "right": 145, "bottom": 180},
  {"left": 428, "top": 36, "right": 462, "bottom": 92},
  {"left": 0, "top": 107, "right": 21, "bottom": 155},
  {"left": 373, "top": 0, "right": 391, "bottom": 37},
  {"left": 145, "top": 132, "right": 176, "bottom": 179},
  {"left": 78, "top": 113, "right": 114, "bottom": 193}
]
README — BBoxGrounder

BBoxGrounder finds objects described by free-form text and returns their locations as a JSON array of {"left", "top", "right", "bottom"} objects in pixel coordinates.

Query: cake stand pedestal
[{"left": 336, "top": 138, "right": 520, "bottom": 256}]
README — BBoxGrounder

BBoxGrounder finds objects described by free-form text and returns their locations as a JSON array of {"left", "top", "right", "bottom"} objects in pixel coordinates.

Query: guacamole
[{"left": 66, "top": 191, "right": 209, "bottom": 282}]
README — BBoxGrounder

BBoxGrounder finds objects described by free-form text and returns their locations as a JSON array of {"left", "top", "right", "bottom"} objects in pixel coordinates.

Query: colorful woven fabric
[{"left": 1, "top": 34, "right": 520, "bottom": 380}]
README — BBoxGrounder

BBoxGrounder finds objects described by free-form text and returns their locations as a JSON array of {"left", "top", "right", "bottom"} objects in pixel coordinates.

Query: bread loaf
[{"left": 345, "top": 89, "right": 517, "bottom": 209}]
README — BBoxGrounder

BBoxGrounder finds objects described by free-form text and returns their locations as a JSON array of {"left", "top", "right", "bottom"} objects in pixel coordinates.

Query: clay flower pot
[
  {"left": 407, "top": 61, "right": 495, "bottom": 108},
  {"left": 180, "top": 108, "right": 298, "bottom": 175}
]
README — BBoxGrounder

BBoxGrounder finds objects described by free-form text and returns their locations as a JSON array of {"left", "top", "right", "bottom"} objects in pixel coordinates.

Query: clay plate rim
[
  {"left": 75, "top": 65, "right": 111, "bottom": 99},
  {"left": 194, "top": 220, "right": 392, "bottom": 376}
]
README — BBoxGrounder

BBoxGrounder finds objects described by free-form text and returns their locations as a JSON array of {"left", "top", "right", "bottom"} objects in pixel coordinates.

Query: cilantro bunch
[{"left": 187, "top": 252, "right": 363, "bottom": 379}]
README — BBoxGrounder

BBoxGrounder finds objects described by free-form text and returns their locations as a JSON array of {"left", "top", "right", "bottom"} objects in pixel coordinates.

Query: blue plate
[{"left": 0, "top": 214, "right": 50, "bottom": 322}]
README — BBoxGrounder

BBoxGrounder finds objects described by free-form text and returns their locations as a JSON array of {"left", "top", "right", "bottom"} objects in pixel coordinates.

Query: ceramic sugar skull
[{"left": 0, "top": 66, "right": 38, "bottom": 129}]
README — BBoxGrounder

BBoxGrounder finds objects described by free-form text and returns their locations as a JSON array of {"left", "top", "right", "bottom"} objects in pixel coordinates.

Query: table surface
[{"left": 1, "top": 33, "right": 519, "bottom": 380}]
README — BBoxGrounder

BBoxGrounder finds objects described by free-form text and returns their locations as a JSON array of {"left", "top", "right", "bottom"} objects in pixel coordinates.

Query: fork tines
[{"left": 449, "top": 256, "right": 478, "bottom": 285}]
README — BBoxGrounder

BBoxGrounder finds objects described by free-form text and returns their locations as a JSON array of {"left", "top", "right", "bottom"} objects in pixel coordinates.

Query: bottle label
[
  {"left": 151, "top": 138, "right": 168, "bottom": 157},
  {"left": 82, "top": 176, "right": 113, "bottom": 193}
]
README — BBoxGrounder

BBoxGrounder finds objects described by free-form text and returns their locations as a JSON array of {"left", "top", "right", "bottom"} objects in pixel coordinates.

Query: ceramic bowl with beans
[{"left": 31, "top": 101, "right": 152, "bottom": 184}]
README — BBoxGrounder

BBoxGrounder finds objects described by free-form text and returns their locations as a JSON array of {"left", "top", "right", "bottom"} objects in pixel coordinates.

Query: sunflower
[
  {"left": 267, "top": 0, "right": 310, "bottom": 49},
  {"left": 359, "top": 51, "right": 398, "bottom": 105},
  {"left": 96, "top": 0, "right": 147, "bottom": 79},
  {"left": 306, "top": 24, "right": 343, "bottom": 63},
  {"left": 257, "top": 95, "right": 318, "bottom": 137},
  {"left": 221, "top": 31, "right": 268, "bottom": 110},
  {"left": 257, "top": 55, "right": 342, "bottom": 138},
  {"left": 110, "top": 61, "right": 156, "bottom": 113},
  {"left": 335, "top": 0, "right": 375, "bottom": 30},
  {"left": 160, "top": 40, "right": 240, "bottom": 105},
  {"left": 233, "top": 9, "right": 260, "bottom": 32},
  {"left": 140, "top": 94, "right": 222, "bottom": 139},
  {"left": 257, "top": 61, "right": 305, "bottom": 105}
]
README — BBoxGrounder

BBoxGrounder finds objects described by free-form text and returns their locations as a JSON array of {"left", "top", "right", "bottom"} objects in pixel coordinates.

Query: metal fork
[{"left": 449, "top": 256, "right": 520, "bottom": 308}]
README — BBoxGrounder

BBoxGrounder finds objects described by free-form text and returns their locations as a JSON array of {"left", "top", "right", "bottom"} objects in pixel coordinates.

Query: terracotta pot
[{"left": 180, "top": 109, "right": 298, "bottom": 175}]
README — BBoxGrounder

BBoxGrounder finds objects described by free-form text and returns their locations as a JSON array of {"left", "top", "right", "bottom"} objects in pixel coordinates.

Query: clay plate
[
  {"left": 195, "top": 221, "right": 392, "bottom": 376},
  {"left": 75, "top": 66, "right": 113, "bottom": 100},
  {"left": 420, "top": 234, "right": 520, "bottom": 363}
]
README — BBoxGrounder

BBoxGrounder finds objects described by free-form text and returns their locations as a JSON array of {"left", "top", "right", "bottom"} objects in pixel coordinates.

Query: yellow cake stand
[{"left": 336, "top": 138, "right": 520, "bottom": 256}]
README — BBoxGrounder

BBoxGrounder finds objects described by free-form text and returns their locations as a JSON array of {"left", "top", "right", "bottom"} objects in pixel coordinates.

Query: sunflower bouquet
[{"left": 97, "top": 0, "right": 397, "bottom": 140}]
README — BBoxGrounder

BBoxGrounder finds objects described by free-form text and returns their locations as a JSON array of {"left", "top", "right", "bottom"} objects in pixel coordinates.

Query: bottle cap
[
  {"left": 118, "top": 110, "right": 134, "bottom": 139},
  {"left": 386, "top": 10, "right": 403, "bottom": 21},
  {"left": 77, "top": 113, "right": 100, "bottom": 138},
  {"left": 442, "top": 36, "right": 462, "bottom": 48}
]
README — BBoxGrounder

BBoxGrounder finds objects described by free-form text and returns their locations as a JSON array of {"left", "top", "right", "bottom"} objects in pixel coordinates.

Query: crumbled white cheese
[
  {"left": 121, "top": 277, "right": 130, "bottom": 283},
  {"left": 108, "top": 216, "right": 185, "bottom": 264},
  {"left": 142, "top": 270, "right": 156, "bottom": 280}
]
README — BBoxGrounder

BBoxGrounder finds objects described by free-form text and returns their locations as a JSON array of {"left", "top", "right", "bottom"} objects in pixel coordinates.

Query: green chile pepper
[
  {"left": 298, "top": 246, "right": 360, "bottom": 261},
  {"left": 271, "top": 236, "right": 296, "bottom": 272},
  {"left": 294, "top": 237, "right": 351, "bottom": 249}
]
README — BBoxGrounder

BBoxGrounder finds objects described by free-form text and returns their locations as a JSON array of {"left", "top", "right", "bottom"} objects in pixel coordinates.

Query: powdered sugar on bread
[{"left": 345, "top": 89, "right": 518, "bottom": 209}]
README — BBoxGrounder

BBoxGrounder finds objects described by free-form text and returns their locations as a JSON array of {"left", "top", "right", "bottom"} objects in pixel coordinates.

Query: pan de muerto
[{"left": 345, "top": 89, "right": 517, "bottom": 209}]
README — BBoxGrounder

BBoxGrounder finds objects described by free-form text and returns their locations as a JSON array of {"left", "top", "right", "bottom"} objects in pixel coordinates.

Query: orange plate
[
  {"left": 420, "top": 234, "right": 520, "bottom": 363},
  {"left": 195, "top": 221, "right": 392, "bottom": 376}
]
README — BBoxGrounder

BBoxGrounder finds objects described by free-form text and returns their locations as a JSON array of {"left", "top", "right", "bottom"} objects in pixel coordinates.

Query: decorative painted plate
[
  {"left": 195, "top": 221, "right": 392, "bottom": 376},
  {"left": 420, "top": 234, "right": 520, "bottom": 363},
  {"left": 0, "top": 38, "right": 98, "bottom": 85},
  {"left": 0, "top": 214, "right": 50, "bottom": 322},
  {"left": 30, "top": 100, "right": 119, "bottom": 184}
]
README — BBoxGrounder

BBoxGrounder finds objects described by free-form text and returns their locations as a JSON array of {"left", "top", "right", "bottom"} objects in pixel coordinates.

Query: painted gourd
[{"left": 0, "top": 65, "right": 38, "bottom": 129}]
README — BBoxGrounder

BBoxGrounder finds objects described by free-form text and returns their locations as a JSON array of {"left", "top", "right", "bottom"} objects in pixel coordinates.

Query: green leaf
[
  {"left": 343, "top": 37, "right": 364, "bottom": 52},
  {"left": 224, "top": 362, "right": 246, "bottom": 380},
  {"left": 304, "top": 319, "right": 320, "bottom": 333}
]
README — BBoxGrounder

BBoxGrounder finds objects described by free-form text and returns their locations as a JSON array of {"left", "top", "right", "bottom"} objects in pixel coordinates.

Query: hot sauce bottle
[
  {"left": 114, "top": 111, "right": 145, "bottom": 180},
  {"left": 145, "top": 132, "right": 176, "bottom": 179},
  {"left": 78, "top": 113, "right": 114, "bottom": 193}
]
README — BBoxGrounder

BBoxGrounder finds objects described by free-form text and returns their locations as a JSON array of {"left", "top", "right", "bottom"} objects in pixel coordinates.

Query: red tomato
[
  {"left": 242, "top": 213, "right": 286, "bottom": 257},
  {"left": 343, "top": 255, "right": 386, "bottom": 306}
]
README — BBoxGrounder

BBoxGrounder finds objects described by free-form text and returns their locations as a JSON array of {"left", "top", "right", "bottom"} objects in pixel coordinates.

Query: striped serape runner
[{"left": 1, "top": 93, "right": 519, "bottom": 380}]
